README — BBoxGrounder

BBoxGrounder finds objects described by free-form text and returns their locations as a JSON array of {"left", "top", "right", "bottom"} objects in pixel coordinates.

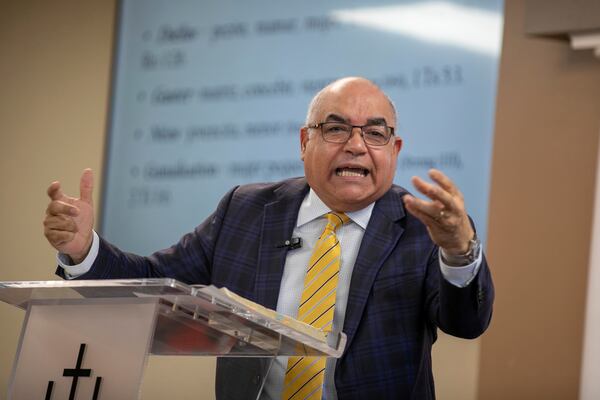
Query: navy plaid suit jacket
[{"left": 62, "top": 177, "right": 494, "bottom": 400}]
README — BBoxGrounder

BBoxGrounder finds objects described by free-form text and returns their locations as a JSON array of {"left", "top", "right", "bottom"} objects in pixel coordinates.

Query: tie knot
[{"left": 325, "top": 212, "right": 349, "bottom": 232}]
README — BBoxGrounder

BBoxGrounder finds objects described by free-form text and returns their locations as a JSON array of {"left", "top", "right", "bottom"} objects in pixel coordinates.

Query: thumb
[{"left": 79, "top": 168, "right": 94, "bottom": 204}]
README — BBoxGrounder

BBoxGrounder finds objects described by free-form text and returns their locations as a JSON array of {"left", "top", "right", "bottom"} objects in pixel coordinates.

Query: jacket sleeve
[
  {"left": 56, "top": 186, "right": 238, "bottom": 285},
  {"left": 424, "top": 247, "right": 495, "bottom": 339}
]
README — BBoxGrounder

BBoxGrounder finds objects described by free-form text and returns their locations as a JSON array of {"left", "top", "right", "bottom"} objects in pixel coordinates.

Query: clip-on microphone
[{"left": 276, "top": 237, "right": 302, "bottom": 250}]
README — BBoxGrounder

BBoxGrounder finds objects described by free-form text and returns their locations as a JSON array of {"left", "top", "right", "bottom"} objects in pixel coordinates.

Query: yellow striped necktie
[{"left": 282, "top": 212, "right": 349, "bottom": 400}]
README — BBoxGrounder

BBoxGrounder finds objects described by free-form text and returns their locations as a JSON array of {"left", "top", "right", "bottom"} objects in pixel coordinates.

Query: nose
[{"left": 343, "top": 127, "right": 367, "bottom": 155}]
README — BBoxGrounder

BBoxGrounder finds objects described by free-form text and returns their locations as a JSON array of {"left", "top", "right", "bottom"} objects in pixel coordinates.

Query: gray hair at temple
[{"left": 304, "top": 77, "right": 398, "bottom": 126}]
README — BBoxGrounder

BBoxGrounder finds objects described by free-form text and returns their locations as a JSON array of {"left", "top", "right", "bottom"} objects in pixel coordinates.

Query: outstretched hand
[
  {"left": 43, "top": 169, "right": 95, "bottom": 263},
  {"left": 403, "top": 169, "right": 474, "bottom": 256}
]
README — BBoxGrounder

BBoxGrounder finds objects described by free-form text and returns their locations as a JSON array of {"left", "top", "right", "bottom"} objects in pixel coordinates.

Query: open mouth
[{"left": 335, "top": 167, "right": 369, "bottom": 177}]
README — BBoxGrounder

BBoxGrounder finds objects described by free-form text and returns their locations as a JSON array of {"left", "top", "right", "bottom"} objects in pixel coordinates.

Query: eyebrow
[
  {"left": 324, "top": 113, "right": 388, "bottom": 126},
  {"left": 366, "top": 117, "right": 388, "bottom": 126},
  {"left": 324, "top": 114, "right": 349, "bottom": 123}
]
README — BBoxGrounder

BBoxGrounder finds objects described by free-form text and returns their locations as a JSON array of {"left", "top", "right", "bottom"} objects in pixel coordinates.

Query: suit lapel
[
  {"left": 255, "top": 178, "right": 309, "bottom": 310},
  {"left": 342, "top": 188, "right": 406, "bottom": 353}
]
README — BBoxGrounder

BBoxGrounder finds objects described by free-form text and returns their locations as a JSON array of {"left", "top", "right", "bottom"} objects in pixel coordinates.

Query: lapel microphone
[{"left": 276, "top": 237, "right": 302, "bottom": 250}]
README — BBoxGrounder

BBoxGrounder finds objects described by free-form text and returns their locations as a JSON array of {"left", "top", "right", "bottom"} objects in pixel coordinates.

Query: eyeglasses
[{"left": 306, "top": 122, "right": 395, "bottom": 146}]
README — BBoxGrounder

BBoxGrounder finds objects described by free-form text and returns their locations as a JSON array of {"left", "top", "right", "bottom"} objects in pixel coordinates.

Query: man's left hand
[{"left": 402, "top": 168, "right": 474, "bottom": 256}]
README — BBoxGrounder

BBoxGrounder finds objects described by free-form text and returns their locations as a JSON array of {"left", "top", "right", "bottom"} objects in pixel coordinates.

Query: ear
[
  {"left": 300, "top": 127, "right": 309, "bottom": 161},
  {"left": 393, "top": 136, "right": 403, "bottom": 157}
]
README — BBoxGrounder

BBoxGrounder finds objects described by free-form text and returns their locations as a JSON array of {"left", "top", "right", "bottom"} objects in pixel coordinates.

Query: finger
[
  {"left": 44, "top": 215, "right": 78, "bottom": 232},
  {"left": 47, "top": 181, "right": 65, "bottom": 201},
  {"left": 411, "top": 176, "right": 455, "bottom": 211},
  {"left": 428, "top": 169, "right": 459, "bottom": 197},
  {"left": 403, "top": 196, "right": 442, "bottom": 226},
  {"left": 45, "top": 230, "right": 76, "bottom": 247},
  {"left": 46, "top": 200, "right": 79, "bottom": 217},
  {"left": 403, "top": 194, "right": 444, "bottom": 220},
  {"left": 79, "top": 168, "right": 94, "bottom": 204}
]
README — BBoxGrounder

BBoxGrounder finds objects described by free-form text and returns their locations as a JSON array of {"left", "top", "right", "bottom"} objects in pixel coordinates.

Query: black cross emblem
[{"left": 45, "top": 343, "right": 102, "bottom": 400}]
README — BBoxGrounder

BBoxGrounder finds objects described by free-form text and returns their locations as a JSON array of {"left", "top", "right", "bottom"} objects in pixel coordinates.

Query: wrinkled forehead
[{"left": 312, "top": 81, "right": 396, "bottom": 126}]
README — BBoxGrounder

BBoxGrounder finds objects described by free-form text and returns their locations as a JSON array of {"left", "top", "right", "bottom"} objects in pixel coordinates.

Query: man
[{"left": 44, "top": 77, "right": 493, "bottom": 399}]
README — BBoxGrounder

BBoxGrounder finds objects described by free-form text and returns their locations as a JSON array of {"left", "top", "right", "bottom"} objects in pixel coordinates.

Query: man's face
[{"left": 301, "top": 79, "right": 402, "bottom": 212}]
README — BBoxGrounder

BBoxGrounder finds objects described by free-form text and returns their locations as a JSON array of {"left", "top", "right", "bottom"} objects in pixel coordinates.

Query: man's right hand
[{"left": 43, "top": 169, "right": 95, "bottom": 264}]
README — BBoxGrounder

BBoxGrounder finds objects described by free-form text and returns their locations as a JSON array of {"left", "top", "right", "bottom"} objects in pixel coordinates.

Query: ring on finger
[{"left": 435, "top": 209, "right": 449, "bottom": 222}]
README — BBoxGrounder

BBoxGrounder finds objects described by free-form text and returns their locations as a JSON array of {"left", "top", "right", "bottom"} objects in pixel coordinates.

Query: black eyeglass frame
[{"left": 306, "top": 122, "right": 396, "bottom": 146}]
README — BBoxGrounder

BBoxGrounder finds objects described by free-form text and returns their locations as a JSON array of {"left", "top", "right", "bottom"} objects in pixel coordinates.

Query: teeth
[{"left": 336, "top": 168, "right": 367, "bottom": 177}]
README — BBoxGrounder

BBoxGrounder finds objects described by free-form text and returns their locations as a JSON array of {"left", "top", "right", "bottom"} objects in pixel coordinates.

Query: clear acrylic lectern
[{"left": 0, "top": 279, "right": 346, "bottom": 400}]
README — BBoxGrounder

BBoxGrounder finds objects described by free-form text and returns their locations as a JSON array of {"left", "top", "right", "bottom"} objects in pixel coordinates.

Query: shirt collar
[{"left": 297, "top": 188, "right": 374, "bottom": 230}]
